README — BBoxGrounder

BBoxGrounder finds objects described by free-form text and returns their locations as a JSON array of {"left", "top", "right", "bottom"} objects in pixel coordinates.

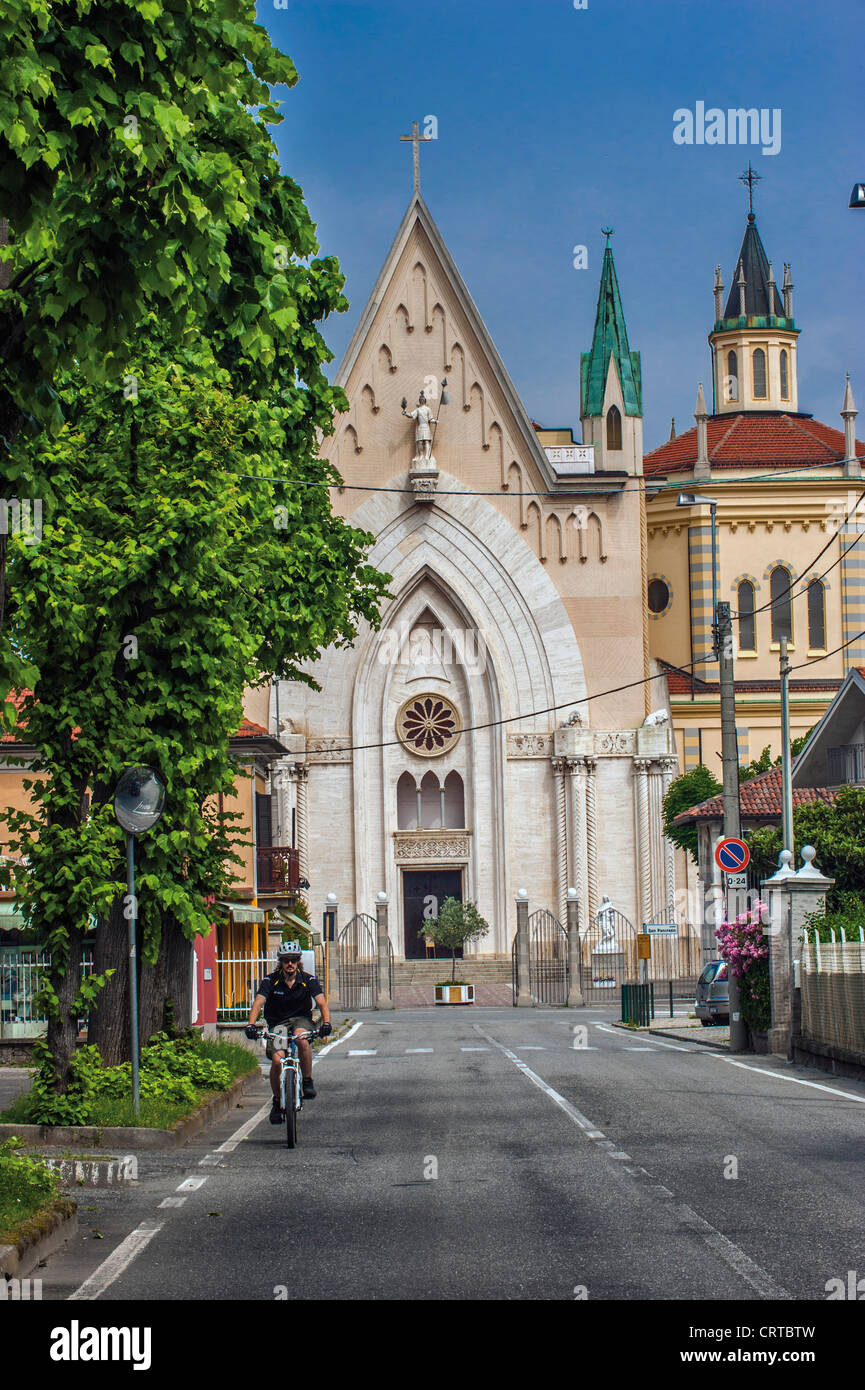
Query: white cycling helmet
[{"left": 277, "top": 940, "right": 303, "bottom": 959}]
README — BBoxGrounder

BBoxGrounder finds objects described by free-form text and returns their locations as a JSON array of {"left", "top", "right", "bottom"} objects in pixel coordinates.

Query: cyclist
[{"left": 245, "top": 942, "right": 332, "bottom": 1124}]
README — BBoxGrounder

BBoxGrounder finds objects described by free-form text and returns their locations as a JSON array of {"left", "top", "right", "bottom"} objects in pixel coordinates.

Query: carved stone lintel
[
  {"left": 508, "top": 733, "right": 552, "bottom": 758},
  {"left": 409, "top": 466, "right": 439, "bottom": 504},
  {"left": 394, "top": 833, "right": 470, "bottom": 861}
]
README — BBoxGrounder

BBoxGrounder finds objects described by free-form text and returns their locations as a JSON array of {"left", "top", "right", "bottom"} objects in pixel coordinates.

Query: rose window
[{"left": 397, "top": 694, "right": 461, "bottom": 757}]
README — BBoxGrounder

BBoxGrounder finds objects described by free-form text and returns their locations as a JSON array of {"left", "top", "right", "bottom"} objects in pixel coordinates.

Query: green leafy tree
[
  {"left": 746, "top": 787, "right": 865, "bottom": 911},
  {"left": 1, "top": 0, "right": 346, "bottom": 718},
  {"left": 662, "top": 766, "right": 721, "bottom": 863},
  {"left": 2, "top": 337, "right": 389, "bottom": 1095},
  {"left": 423, "top": 898, "right": 490, "bottom": 982}
]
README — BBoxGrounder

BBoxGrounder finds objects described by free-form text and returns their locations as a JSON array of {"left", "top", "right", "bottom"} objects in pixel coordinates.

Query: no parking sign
[{"left": 714, "top": 837, "right": 750, "bottom": 873}]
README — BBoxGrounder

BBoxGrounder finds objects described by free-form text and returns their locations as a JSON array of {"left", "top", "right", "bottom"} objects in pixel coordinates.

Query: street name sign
[{"left": 644, "top": 923, "right": 677, "bottom": 935}]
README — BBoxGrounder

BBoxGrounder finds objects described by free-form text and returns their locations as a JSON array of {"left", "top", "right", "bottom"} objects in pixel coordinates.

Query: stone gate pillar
[
  {"left": 375, "top": 892, "right": 395, "bottom": 1010},
  {"left": 763, "top": 847, "right": 833, "bottom": 1057},
  {"left": 515, "top": 890, "right": 532, "bottom": 1007},
  {"left": 566, "top": 888, "right": 584, "bottom": 1008}
]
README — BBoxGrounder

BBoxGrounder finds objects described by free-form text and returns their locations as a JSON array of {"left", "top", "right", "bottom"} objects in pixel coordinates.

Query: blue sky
[{"left": 260, "top": 0, "right": 864, "bottom": 453}]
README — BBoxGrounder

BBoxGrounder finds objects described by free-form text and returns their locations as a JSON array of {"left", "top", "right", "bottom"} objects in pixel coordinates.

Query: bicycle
[{"left": 255, "top": 1025, "right": 321, "bottom": 1148}]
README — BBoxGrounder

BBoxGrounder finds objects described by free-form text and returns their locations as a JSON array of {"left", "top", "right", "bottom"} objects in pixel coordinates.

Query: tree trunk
[
  {"left": 139, "top": 913, "right": 194, "bottom": 1042},
  {"left": 86, "top": 894, "right": 131, "bottom": 1065},
  {"left": 45, "top": 930, "right": 85, "bottom": 1092}
]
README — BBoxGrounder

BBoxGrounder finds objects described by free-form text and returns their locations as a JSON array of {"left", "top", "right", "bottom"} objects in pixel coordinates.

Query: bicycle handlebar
[{"left": 254, "top": 1025, "right": 321, "bottom": 1043}]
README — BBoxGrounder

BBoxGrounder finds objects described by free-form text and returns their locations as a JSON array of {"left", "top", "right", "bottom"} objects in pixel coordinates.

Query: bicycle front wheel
[{"left": 284, "top": 1070, "right": 297, "bottom": 1149}]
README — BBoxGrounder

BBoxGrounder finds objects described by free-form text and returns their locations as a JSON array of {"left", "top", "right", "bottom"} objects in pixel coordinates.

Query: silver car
[{"left": 695, "top": 960, "right": 729, "bottom": 1026}]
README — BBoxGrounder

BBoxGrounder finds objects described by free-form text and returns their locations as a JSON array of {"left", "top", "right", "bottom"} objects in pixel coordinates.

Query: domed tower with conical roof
[{"left": 710, "top": 207, "right": 799, "bottom": 414}]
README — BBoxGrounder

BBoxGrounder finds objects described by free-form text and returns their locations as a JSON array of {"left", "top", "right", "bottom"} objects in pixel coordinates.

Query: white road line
[
  {"left": 460, "top": 1046, "right": 489, "bottom": 1051},
  {"left": 706, "top": 1052, "right": 865, "bottom": 1103},
  {"left": 472, "top": 1025, "right": 605, "bottom": 1139},
  {"left": 198, "top": 1153, "right": 223, "bottom": 1167},
  {"left": 594, "top": 1023, "right": 690, "bottom": 1052},
  {"left": 216, "top": 1023, "right": 364, "bottom": 1155},
  {"left": 626, "top": 1047, "right": 657, "bottom": 1052},
  {"left": 475, "top": 1021, "right": 791, "bottom": 1301},
  {"left": 348, "top": 1049, "right": 377, "bottom": 1056},
  {"left": 158, "top": 1197, "right": 186, "bottom": 1209},
  {"left": 68, "top": 1222, "right": 164, "bottom": 1301},
  {"left": 315, "top": 1020, "right": 363, "bottom": 1059},
  {"left": 516, "top": 1045, "right": 545, "bottom": 1050},
  {"left": 631, "top": 1035, "right": 691, "bottom": 1052},
  {"left": 176, "top": 1176, "right": 207, "bottom": 1191},
  {"left": 406, "top": 1048, "right": 434, "bottom": 1053}
]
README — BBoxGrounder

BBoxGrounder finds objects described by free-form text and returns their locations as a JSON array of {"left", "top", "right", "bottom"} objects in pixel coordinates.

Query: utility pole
[
  {"left": 716, "top": 601, "right": 747, "bottom": 1053},
  {"left": 779, "top": 636, "right": 794, "bottom": 862}
]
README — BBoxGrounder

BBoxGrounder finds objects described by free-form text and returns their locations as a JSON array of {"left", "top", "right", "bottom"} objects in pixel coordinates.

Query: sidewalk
[
  {"left": 0, "top": 1065, "right": 34, "bottom": 1113},
  {"left": 618, "top": 1013, "right": 730, "bottom": 1049}
]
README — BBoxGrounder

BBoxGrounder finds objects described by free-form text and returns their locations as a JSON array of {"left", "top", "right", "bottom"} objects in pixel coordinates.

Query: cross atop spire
[
  {"left": 400, "top": 121, "right": 433, "bottom": 196},
  {"left": 739, "top": 162, "right": 762, "bottom": 219}
]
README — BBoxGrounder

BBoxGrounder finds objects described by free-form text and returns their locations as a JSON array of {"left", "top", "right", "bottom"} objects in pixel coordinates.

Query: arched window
[
  {"left": 780, "top": 349, "right": 789, "bottom": 400},
  {"left": 807, "top": 579, "right": 826, "bottom": 650},
  {"left": 397, "top": 772, "right": 418, "bottom": 829},
  {"left": 753, "top": 348, "right": 767, "bottom": 399},
  {"left": 737, "top": 581, "right": 756, "bottom": 652},
  {"left": 443, "top": 771, "right": 465, "bottom": 829},
  {"left": 420, "top": 770, "right": 441, "bottom": 829},
  {"left": 606, "top": 405, "right": 622, "bottom": 450},
  {"left": 726, "top": 350, "right": 738, "bottom": 402},
  {"left": 770, "top": 566, "right": 793, "bottom": 644}
]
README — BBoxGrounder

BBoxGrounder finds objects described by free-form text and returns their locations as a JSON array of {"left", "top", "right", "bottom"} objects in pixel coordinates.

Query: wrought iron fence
[
  {"left": 528, "top": 909, "right": 568, "bottom": 1006},
  {"left": 0, "top": 949, "right": 95, "bottom": 1038},
  {"left": 337, "top": 913, "right": 379, "bottom": 1010}
]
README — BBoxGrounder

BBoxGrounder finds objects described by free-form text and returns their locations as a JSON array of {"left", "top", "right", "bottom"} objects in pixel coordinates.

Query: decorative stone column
[
  {"left": 375, "top": 892, "right": 394, "bottom": 1010},
  {"left": 661, "top": 758, "right": 678, "bottom": 914},
  {"left": 552, "top": 757, "right": 568, "bottom": 926},
  {"left": 763, "top": 847, "right": 833, "bottom": 1057},
  {"left": 515, "top": 891, "right": 532, "bottom": 1007},
  {"left": 294, "top": 763, "right": 309, "bottom": 904},
  {"left": 568, "top": 758, "right": 589, "bottom": 919},
  {"left": 566, "top": 888, "right": 584, "bottom": 1007},
  {"left": 633, "top": 758, "right": 651, "bottom": 927},
  {"left": 584, "top": 759, "right": 598, "bottom": 924}
]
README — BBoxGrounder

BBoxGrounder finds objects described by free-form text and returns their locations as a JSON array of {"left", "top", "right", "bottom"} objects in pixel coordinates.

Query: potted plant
[
  {"left": 423, "top": 897, "right": 490, "bottom": 1004},
  {"left": 715, "top": 901, "right": 771, "bottom": 1050}
]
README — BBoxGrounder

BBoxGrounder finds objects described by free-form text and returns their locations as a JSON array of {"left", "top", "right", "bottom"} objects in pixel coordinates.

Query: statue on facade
[{"left": 402, "top": 390, "right": 438, "bottom": 466}]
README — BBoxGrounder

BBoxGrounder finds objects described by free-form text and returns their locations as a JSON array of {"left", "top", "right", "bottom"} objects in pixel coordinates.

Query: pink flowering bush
[{"left": 715, "top": 901, "right": 771, "bottom": 1033}]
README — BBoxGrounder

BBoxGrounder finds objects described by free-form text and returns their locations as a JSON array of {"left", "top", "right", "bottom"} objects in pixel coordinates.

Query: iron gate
[
  {"left": 641, "top": 906, "right": 701, "bottom": 991},
  {"left": 337, "top": 913, "right": 378, "bottom": 1010},
  {"left": 580, "top": 903, "right": 636, "bottom": 1002},
  {"left": 529, "top": 909, "right": 568, "bottom": 1005}
]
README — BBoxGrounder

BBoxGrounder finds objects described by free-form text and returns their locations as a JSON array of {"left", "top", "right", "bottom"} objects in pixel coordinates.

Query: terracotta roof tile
[
  {"left": 674, "top": 766, "right": 838, "bottom": 824},
  {"left": 644, "top": 412, "right": 865, "bottom": 478},
  {"left": 235, "top": 718, "right": 270, "bottom": 738}
]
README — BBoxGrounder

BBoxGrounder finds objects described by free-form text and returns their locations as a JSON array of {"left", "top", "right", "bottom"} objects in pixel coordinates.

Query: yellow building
[{"left": 645, "top": 209, "right": 864, "bottom": 780}]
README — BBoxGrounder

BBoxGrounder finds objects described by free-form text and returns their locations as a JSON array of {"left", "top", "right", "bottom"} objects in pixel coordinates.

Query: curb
[
  {"left": 30, "top": 1154, "right": 139, "bottom": 1186},
  {"left": 0, "top": 1198, "right": 78, "bottom": 1279},
  {"left": 612, "top": 1021, "right": 730, "bottom": 1050},
  {"left": 0, "top": 1067, "right": 262, "bottom": 1151}
]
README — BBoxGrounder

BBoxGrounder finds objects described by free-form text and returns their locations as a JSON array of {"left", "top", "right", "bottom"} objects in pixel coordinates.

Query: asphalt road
[{"left": 36, "top": 1006, "right": 865, "bottom": 1302}]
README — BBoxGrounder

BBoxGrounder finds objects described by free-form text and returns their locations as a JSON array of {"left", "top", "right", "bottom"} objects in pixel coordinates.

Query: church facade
[{"left": 245, "top": 195, "right": 678, "bottom": 959}]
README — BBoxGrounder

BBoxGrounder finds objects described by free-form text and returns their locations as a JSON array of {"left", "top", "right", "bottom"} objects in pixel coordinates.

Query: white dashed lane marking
[
  {"left": 348, "top": 1049, "right": 377, "bottom": 1056},
  {"left": 176, "top": 1176, "right": 207, "bottom": 1191},
  {"left": 405, "top": 1048, "right": 434, "bottom": 1053}
]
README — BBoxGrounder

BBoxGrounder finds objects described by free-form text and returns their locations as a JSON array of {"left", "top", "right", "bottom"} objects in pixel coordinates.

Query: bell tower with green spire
[{"left": 580, "top": 228, "right": 643, "bottom": 473}]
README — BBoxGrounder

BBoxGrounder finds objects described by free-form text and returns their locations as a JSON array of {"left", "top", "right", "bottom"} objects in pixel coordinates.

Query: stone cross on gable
[{"left": 400, "top": 121, "right": 433, "bottom": 195}]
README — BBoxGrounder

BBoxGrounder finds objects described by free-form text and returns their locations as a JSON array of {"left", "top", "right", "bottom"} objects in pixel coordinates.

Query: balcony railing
[
  {"left": 256, "top": 846, "right": 300, "bottom": 894},
  {"left": 826, "top": 743, "right": 865, "bottom": 786}
]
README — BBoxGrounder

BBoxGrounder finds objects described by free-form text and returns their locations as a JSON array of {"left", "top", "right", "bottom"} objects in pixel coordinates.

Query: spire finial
[
  {"left": 739, "top": 162, "right": 762, "bottom": 218},
  {"left": 601, "top": 226, "right": 615, "bottom": 247}
]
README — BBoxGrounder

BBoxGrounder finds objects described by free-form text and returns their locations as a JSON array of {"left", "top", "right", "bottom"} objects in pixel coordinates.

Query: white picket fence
[{"left": 800, "top": 928, "right": 865, "bottom": 1054}]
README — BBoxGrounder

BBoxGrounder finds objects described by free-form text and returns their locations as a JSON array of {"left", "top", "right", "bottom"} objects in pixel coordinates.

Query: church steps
[{"left": 392, "top": 960, "right": 512, "bottom": 986}]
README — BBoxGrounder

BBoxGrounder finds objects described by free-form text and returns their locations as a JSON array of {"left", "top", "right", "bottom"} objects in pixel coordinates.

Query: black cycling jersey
[{"left": 257, "top": 968, "right": 323, "bottom": 1026}]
